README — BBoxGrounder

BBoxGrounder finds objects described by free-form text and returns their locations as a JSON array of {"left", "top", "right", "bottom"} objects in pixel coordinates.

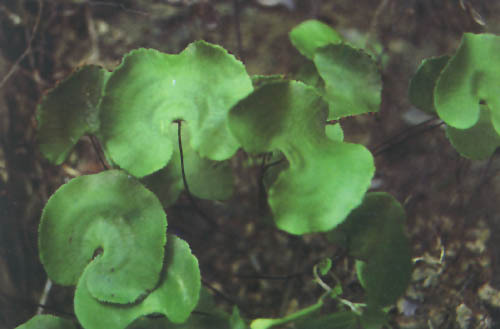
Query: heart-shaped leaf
[
  {"left": 99, "top": 41, "right": 253, "bottom": 177},
  {"left": 229, "top": 81, "right": 374, "bottom": 235},
  {"left": 38, "top": 170, "right": 167, "bottom": 304},
  {"left": 74, "top": 235, "right": 200, "bottom": 329}
]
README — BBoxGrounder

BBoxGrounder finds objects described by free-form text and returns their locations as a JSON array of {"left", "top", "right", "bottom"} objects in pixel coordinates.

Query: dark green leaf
[{"left": 36, "top": 65, "right": 110, "bottom": 164}]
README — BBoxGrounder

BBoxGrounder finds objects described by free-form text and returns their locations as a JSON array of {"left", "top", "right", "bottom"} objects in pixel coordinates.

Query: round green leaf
[
  {"left": 408, "top": 56, "right": 450, "bottom": 114},
  {"left": 229, "top": 81, "right": 374, "bottom": 235},
  {"left": 333, "top": 192, "right": 411, "bottom": 307},
  {"left": 99, "top": 41, "right": 253, "bottom": 178},
  {"left": 75, "top": 235, "right": 201, "bottom": 329},
  {"left": 39, "top": 170, "right": 167, "bottom": 304},
  {"left": 36, "top": 65, "right": 110, "bottom": 164},
  {"left": 15, "top": 315, "right": 77, "bottom": 329},
  {"left": 289, "top": 19, "right": 343, "bottom": 60},
  {"left": 314, "top": 44, "right": 382, "bottom": 120},
  {"left": 435, "top": 33, "right": 500, "bottom": 131},
  {"left": 325, "top": 123, "right": 344, "bottom": 142},
  {"left": 446, "top": 107, "right": 500, "bottom": 160}
]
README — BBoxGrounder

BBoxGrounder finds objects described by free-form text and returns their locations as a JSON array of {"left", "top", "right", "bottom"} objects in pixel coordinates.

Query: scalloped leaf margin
[{"left": 38, "top": 170, "right": 167, "bottom": 304}]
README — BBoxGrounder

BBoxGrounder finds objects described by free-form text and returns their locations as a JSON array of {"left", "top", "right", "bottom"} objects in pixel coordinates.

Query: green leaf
[
  {"left": 99, "top": 41, "right": 253, "bottom": 177},
  {"left": 294, "top": 312, "right": 358, "bottom": 329},
  {"left": 408, "top": 56, "right": 450, "bottom": 114},
  {"left": 331, "top": 192, "right": 411, "bottom": 307},
  {"left": 359, "top": 306, "right": 388, "bottom": 329},
  {"left": 446, "top": 107, "right": 500, "bottom": 160},
  {"left": 290, "top": 20, "right": 343, "bottom": 60},
  {"left": 229, "top": 81, "right": 374, "bottom": 235},
  {"left": 36, "top": 65, "right": 110, "bottom": 164},
  {"left": 435, "top": 33, "right": 500, "bottom": 131},
  {"left": 126, "top": 288, "right": 233, "bottom": 329},
  {"left": 325, "top": 123, "right": 344, "bottom": 142},
  {"left": 314, "top": 44, "right": 382, "bottom": 120},
  {"left": 317, "top": 258, "right": 332, "bottom": 276},
  {"left": 38, "top": 170, "right": 167, "bottom": 304},
  {"left": 229, "top": 307, "right": 248, "bottom": 329},
  {"left": 75, "top": 235, "right": 201, "bottom": 329},
  {"left": 142, "top": 122, "right": 233, "bottom": 206},
  {"left": 15, "top": 315, "right": 77, "bottom": 329}
]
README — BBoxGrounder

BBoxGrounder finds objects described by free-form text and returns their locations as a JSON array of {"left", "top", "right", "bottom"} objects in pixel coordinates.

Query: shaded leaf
[
  {"left": 289, "top": 20, "right": 342, "bottom": 59},
  {"left": 39, "top": 170, "right": 167, "bottom": 304},
  {"left": 446, "top": 107, "right": 500, "bottom": 160},
  {"left": 408, "top": 56, "right": 450, "bottom": 114},
  {"left": 229, "top": 81, "right": 374, "bottom": 235},
  {"left": 314, "top": 44, "right": 382, "bottom": 120},
  {"left": 142, "top": 122, "right": 233, "bottom": 206},
  {"left": 99, "top": 41, "right": 253, "bottom": 177},
  {"left": 330, "top": 192, "right": 411, "bottom": 307},
  {"left": 37, "top": 65, "right": 110, "bottom": 164},
  {"left": 435, "top": 33, "right": 500, "bottom": 131},
  {"left": 75, "top": 235, "right": 201, "bottom": 329},
  {"left": 294, "top": 312, "right": 358, "bottom": 329},
  {"left": 15, "top": 315, "right": 77, "bottom": 329}
]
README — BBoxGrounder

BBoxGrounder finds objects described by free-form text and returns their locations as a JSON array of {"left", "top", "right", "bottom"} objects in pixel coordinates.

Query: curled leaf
[
  {"left": 39, "top": 170, "right": 167, "bottom": 304},
  {"left": 229, "top": 81, "right": 374, "bottom": 235},
  {"left": 75, "top": 235, "right": 201, "bottom": 329},
  {"left": 435, "top": 33, "right": 500, "bottom": 132},
  {"left": 99, "top": 41, "right": 253, "bottom": 177}
]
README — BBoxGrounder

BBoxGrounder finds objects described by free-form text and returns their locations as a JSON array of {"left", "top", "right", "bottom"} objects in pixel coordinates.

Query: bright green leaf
[
  {"left": 142, "top": 122, "right": 233, "bottom": 206},
  {"left": 332, "top": 192, "right": 411, "bottom": 307},
  {"left": 229, "top": 307, "right": 247, "bottom": 329},
  {"left": 99, "top": 41, "right": 253, "bottom": 178},
  {"left": 39, "top": 170, "right": 167, "bottom": 304},
  {"left": 290, "top": 20, "right": 343, "bottom": 60},
  {"left": 435, "top": 33, "right": 500, "bottom": 131},
  {"left": 229, "top": 81, "right": 374, "bottom": 235},
  {"left": 446, "top": 107, "right": 500, "bottom": 160},
  {"left": 15, "top": 315, "right": 77, "bottom": 329},
  {"left": 409, "top": 56, "right": 450, "bottom": 114},
  {"left": 325, "top": 123, "right": 344, "bottom": 142},
  {"left": 75, "top": 235, "right": 201, "bottom": 329},
  {"left": 126, "top": 288, "right": 233, "bottom": 329},
  {"left": 36, "top": 65, "right": 110, "bottom": 164},
  {"left": 314, "top": 44, "right": 382, "bottom": 120}
]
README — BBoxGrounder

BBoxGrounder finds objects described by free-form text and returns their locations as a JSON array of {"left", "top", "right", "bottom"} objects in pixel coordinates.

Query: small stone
[{"left": 456, "top": 303, "right": 472, "bottom": 329}]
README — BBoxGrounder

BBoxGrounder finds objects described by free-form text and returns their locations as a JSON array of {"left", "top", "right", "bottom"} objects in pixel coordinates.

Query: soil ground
[{"left": 2, "top": 0, "right": 500, "bottom": 328}]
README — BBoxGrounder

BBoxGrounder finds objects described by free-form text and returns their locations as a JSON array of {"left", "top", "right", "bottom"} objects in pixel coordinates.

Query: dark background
[{"left": 2, "top": 1, "right": 500, "bottom": 328}]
